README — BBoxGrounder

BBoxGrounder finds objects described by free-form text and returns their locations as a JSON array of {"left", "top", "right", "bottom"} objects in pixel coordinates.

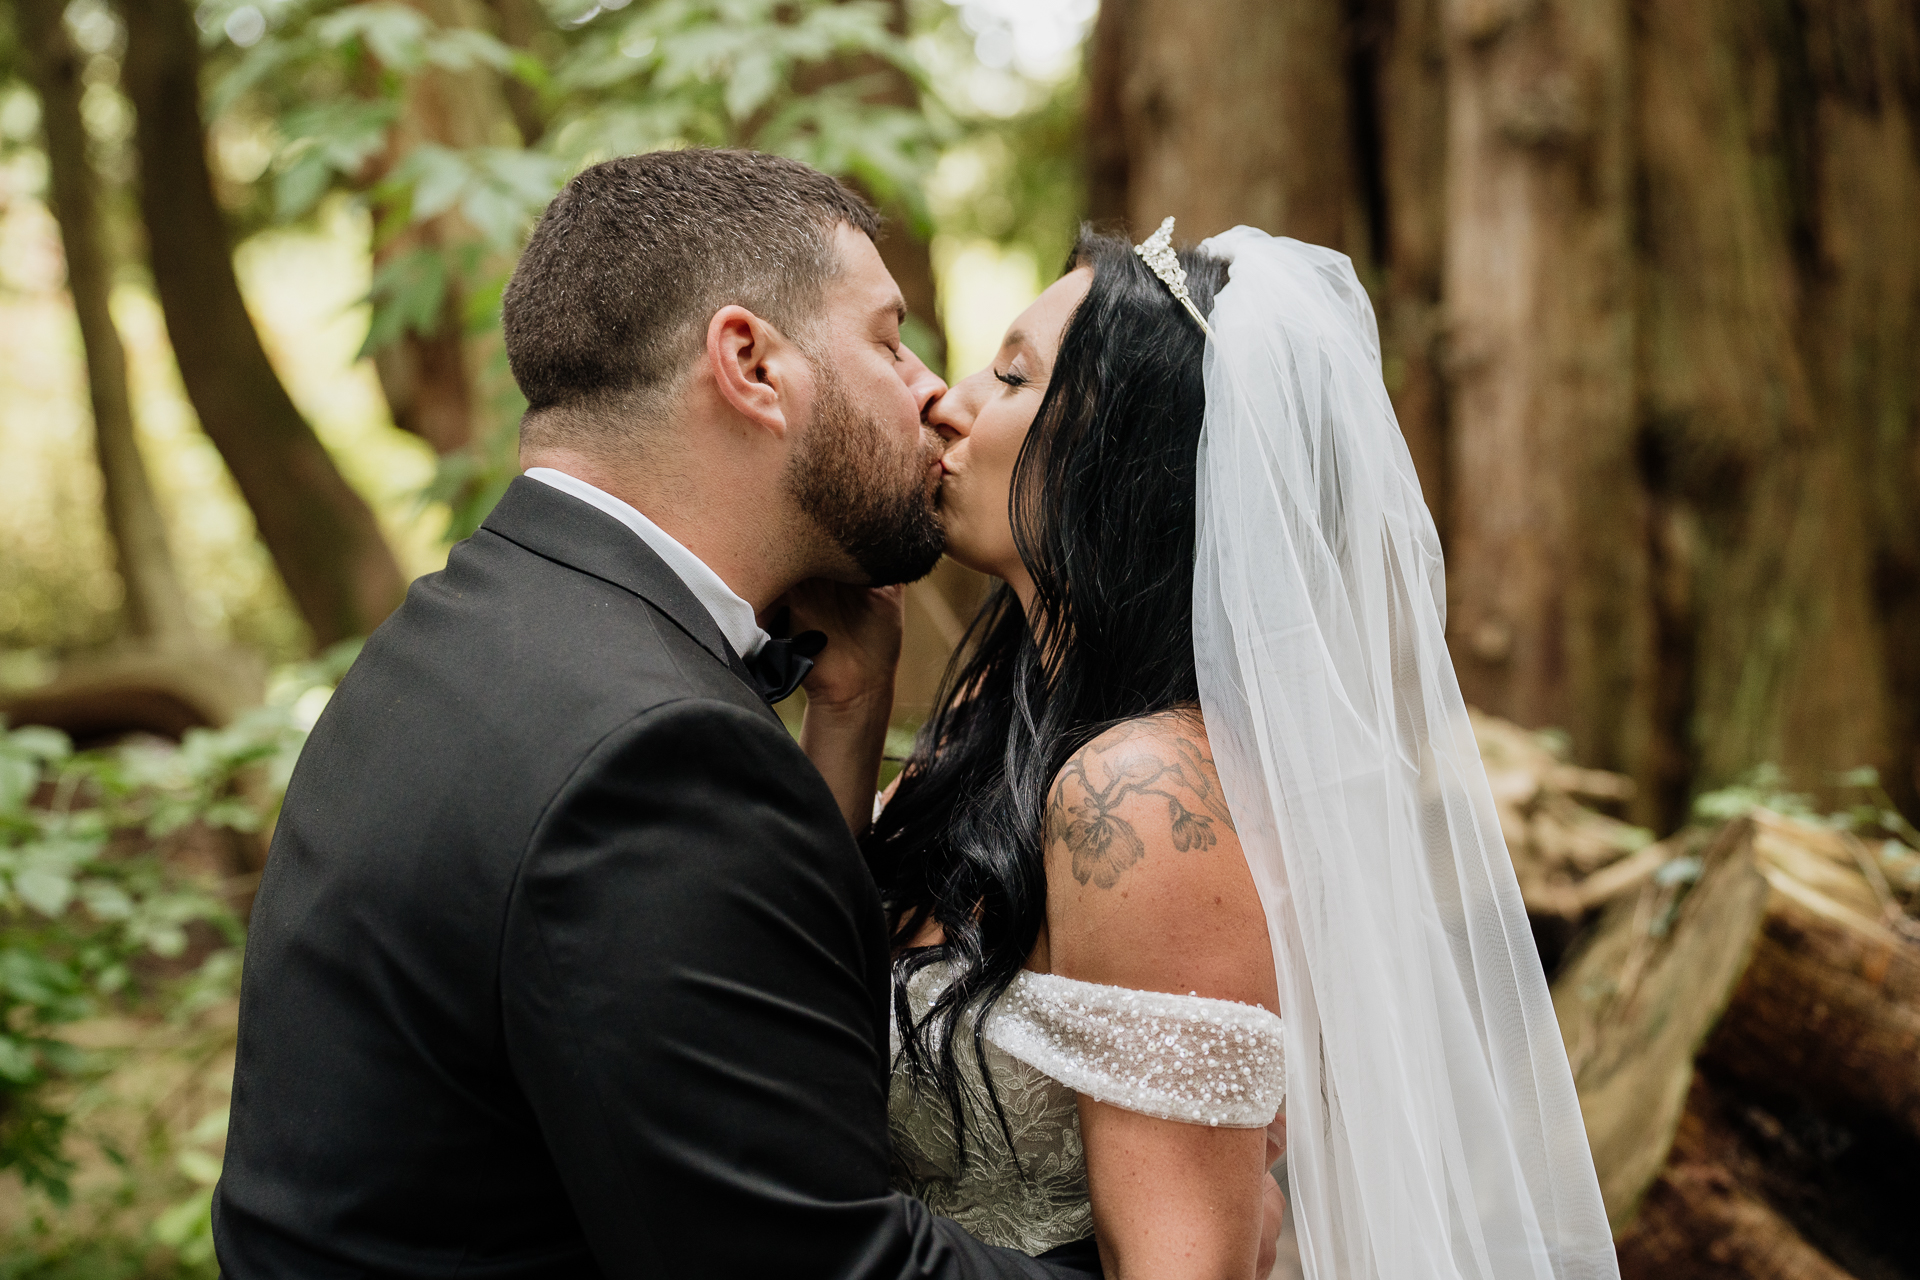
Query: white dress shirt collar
[{"left": 523, "top": 467, "right": 770, "bottom": 659}]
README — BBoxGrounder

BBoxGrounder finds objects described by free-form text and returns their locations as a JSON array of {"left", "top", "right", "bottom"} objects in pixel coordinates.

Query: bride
[{"left": 803, "top": 221, "right": 1618, "bottom": 1280}]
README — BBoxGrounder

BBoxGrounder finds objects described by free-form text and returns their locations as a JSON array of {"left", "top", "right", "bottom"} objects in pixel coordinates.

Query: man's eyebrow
[{"left": 875, "top": 295, "right": 908, "bottom": 325}]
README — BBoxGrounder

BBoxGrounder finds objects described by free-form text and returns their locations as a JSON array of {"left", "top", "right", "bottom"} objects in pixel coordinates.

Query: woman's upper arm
[
  {"left": 1043, "top": 717, "right": 1276, "bottom": 1008},
  {"left": 1042, "top": 716, "right": 1279, "bottom": 1280}
]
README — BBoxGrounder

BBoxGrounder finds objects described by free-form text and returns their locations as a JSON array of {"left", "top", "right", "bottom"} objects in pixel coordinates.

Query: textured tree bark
[
  {"left": 117, "top": 0, "right": 406, "bottom": 648},
  {"left": 1081, "top": 0, "right": 1130, "bottom": 228},
  {"left": 1083, "top": 1, "right": 1920, "bottom": 834},
  {"left": 1797, "top": 0, "right": 1920, "bottom": 826},
  {"left": 1615, "top": 1074, "right": 1857, "bottom": 1280},
  {"left": 1100, "top": 0, "right": 1362, "bottom": 250},
  {"left": 1551, "top": 819, "right": 1773, "bottom": 1228},
  {"left": 1704, "top": 880, "right": 1920, "bottom": 1146},
  {"left": 1439, "top": 0, "right": 1656, "bottom": 809},
  {"left": 18, "top": 0, "right": 195, "bottom": 648},
  {"left": 1634, "top": 0, "right": 1902, "bottom": 813},
  {"left": 1367, "top": 0, "right": 1450, "bottom": 526}
]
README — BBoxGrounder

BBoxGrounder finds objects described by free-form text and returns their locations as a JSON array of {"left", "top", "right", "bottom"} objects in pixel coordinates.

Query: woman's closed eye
[{"left": 994, "top": 367, "right": 1030, "bottom": 390}]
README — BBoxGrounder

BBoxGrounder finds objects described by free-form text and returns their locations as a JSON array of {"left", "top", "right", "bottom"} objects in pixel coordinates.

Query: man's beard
[{"left": 785, "top": 367, "right": 947, "bottom": 586}]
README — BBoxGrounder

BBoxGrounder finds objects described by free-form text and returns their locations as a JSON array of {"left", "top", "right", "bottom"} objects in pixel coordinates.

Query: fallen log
[
  {"left": 1551, "top": 818, "right": 1774, "bottom": 1227},
  {"left": 0, "top": 644, "right": 265, "bottom": 743},
  {"left": 1704, "top": 813, "right": 1920, "bottom": 1145},
  {"left": 1615, "top": 1074, "right": 1856, "bottom": 1280},
  {"left": 1547, "top": 807, "right": 1920, "bottom": 1278}
]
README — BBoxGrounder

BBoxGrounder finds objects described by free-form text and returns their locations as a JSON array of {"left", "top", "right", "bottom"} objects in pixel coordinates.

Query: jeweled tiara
[{"left": 1133, "top": 216, "right": 1211, "bottom": 337}]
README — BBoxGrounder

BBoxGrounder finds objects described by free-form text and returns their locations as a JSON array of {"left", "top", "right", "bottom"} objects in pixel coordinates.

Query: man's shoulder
[
  {"left": 385, "top": 523, "right": 759, "bottom": 717},
  {"left": 283, "top": 527, "right": 773, "bottom": 867}
]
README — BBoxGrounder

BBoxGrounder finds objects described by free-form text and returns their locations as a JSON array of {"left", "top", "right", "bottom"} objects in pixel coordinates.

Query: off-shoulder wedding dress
[{"left": 887, "top": 961, "right": 1287, "bottom": 1256}]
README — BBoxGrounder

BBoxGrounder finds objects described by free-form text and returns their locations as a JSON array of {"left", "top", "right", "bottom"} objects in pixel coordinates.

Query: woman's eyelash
[{"left": 994, "top": 368, "right": 1028, "bottom": 389}]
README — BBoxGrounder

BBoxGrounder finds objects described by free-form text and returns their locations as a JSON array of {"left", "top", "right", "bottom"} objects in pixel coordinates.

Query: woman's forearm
[{"left": 799, "top": 689, "right": 893, "bottom": 833}]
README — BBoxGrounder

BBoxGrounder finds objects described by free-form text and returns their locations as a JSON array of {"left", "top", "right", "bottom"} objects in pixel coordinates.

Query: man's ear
[{"left": 706, "top": 305, "right": 809, "bottom": 439}]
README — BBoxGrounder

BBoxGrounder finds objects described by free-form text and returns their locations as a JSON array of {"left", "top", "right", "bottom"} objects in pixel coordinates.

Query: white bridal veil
[{"left": 1188, "top": 227, "right": 1618, "bottom": 1280}]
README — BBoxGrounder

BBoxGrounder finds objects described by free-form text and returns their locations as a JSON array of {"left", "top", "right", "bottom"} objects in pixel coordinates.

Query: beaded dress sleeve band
[{"left": 985, "top": 972, "right": 1285, "bottom": 1127}]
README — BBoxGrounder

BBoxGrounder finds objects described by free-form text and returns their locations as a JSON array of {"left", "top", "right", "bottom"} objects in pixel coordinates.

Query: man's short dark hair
[{"left": 503, "top": 148, "right": 881, "bottom": 451}]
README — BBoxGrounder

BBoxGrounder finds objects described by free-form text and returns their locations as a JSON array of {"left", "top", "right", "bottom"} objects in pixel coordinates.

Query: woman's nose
[{"left": 927, "top": 371, "right": 983, "bottom": 442}]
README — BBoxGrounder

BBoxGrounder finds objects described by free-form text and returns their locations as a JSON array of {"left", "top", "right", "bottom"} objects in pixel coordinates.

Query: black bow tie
[{"left": 743, "top": 616, "right": 827, "bottom": 705}]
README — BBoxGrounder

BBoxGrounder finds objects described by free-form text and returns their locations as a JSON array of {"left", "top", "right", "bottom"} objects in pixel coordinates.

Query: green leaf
[
  {"left": 80, "top": 880, "right": 134, "bottom": 921},
  {"left": 315, "top": 3, "right": 432, "bottom": 71},
  {"left": 425, "top": 27, "right": 516, "bottom": 73},
  {"left": 144, "top": 925, "right": 190, "bottom": 959},
  {"left": 210, "top": 33, "right": 308, "bottom": 116},
  {"left": 724, "top": 48, "right": 779, "bottom": 121},
  {"left": 177, "top": 1147, "right": 225, "bottom": 1186},
  {"left": 152, "top": 1185, "right": 216, "bottom": 1250},
  {"left": 201, "top": 799, "right": 263, "bottom": 832},
  {"left": 5, "top": 726, "right": 72, "bottom": 763},
  {"left": 273, "top": 100, "right": 399, "bottom": 221},
  {"left": 359, "top": 248, "right": 450, "bottom": 357},
  {"left": 0, "top": 757, "right": 36, "bottom": 815},
  {"left": 404, "top": 145, "right": 472, "bottom": 222},
  {"left": 274, "top": 150, "right": 335, "bottom": 222},
  {"left": 15, "top": 867, "right": 74, "bottom": 917},
  {"left": 0, "top": 1035, "right": 39, "bottom": 1083}
]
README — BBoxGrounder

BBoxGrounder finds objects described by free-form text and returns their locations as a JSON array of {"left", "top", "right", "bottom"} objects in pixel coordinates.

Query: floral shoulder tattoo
[{"left": 1045, "top": 721, "right": 1237, "bottom": 889}]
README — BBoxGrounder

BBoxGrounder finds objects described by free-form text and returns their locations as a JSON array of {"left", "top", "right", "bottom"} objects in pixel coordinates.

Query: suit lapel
[{"left": 481, "top": 476, "right": 739, "bottom": 674}]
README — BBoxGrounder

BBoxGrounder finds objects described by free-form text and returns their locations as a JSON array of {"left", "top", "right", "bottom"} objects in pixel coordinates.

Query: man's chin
[{"left": 848, "top": 514, "right": 947, "bottom": 587}]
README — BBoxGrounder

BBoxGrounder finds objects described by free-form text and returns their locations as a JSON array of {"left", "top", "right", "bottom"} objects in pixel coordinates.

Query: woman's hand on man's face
[{"left": 772, "top": 579, "right": 904, "bottom": 714}]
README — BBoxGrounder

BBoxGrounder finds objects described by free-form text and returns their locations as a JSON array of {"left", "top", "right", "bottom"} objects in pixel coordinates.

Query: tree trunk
[
  {"left": 1097, "top": 0, "right": 1364, "bottom": 253},
  {"left": 1367, "top": 0, "right": 1449, "bottom": 518},
  {"left": 480, "top": 0, "right": 548, "bottom": 147},
  {"left": 1633, "top": 0, "right": 1906, "bottom": 815},
  {"left": 17, "top": 0, "right": 195, "bottom": 649},
  {"left": 1084, "top": 3, "right": 1920, "bottom": 833},
  {"left": 1082, "top": 0, "right": 1129, "bottom": 228},
  {"left": 1439, "top": 0, "right": 1656, "bottom": 812},
  {"left": 365, "top": 0, "right": 528, "bottom": 458},
  {"left": 117, "top": 0, "right": 407, "bottom": 648}
]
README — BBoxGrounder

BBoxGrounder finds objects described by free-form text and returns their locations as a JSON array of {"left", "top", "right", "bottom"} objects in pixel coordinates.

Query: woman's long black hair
[{"left": 860, "top": 226, "right": 1228, "bottom": 1159}]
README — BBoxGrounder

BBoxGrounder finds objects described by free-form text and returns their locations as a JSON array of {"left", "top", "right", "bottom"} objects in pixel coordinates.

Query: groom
[{"left": 212, "top": 150, "right": 1086, "bottom": 1278}]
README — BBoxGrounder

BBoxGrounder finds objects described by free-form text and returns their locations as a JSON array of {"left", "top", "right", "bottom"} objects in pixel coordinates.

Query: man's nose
[{"left": 896, "top": 340, "right": 948, "bottom": 422}]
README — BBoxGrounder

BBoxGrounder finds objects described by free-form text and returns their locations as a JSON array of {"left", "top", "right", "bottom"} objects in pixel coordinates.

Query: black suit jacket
[{"left": 214, "top": 477, "right": 1084, "bottom": 1279}]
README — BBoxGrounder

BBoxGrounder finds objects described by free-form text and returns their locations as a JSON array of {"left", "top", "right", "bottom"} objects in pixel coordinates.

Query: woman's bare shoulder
[
  {"left": 1041, "top": 710, "right": 1274, "bottom": 1007},
  {"left": 1044, "top": 710, "right": 1236, "bottom": 891}
]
